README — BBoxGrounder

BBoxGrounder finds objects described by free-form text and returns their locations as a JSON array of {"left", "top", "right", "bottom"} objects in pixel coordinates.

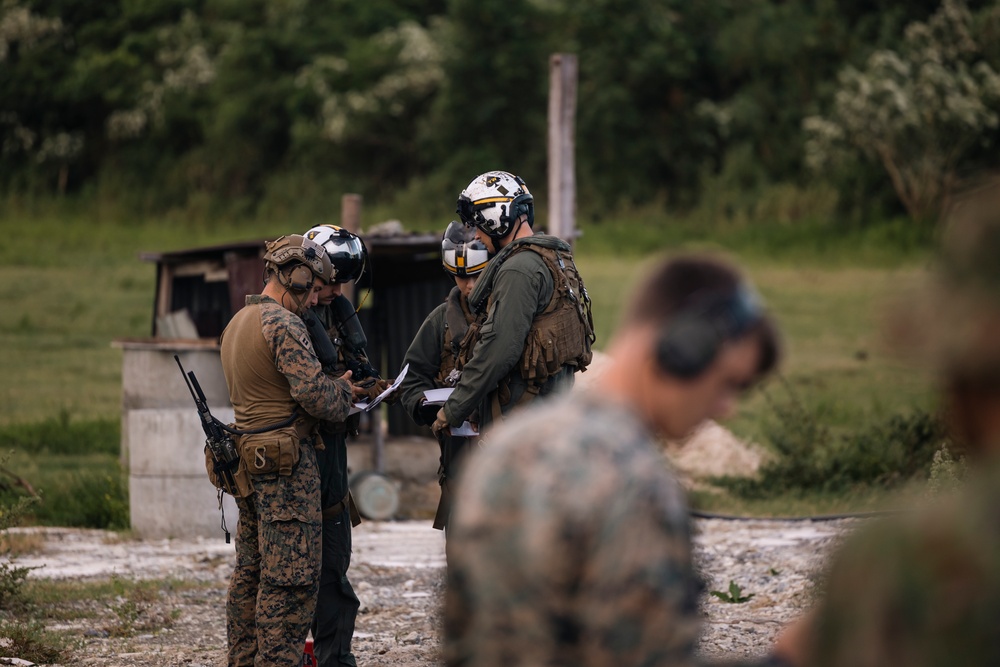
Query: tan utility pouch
[
  {"left": 238, "top": 426, "right": 301, "bottom": 476},
  {"left": 521, "top": 309, "right": 592, "bottom": 381},
  {"left": 204, "top": 445, "right": 254, "bottom": 498}
]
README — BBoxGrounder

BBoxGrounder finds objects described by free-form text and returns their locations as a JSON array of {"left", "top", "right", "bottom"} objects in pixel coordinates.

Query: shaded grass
[
  {"left": 0, "top": 207, "right": 939, "bottom": 516},
  {"left": 0, "top": 415, "right": 118, "bottom": 456}
]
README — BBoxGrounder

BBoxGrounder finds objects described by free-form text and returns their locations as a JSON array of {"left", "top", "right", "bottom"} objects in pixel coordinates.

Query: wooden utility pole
[
  {"left": 339, "top": 193, "right": 383, "bottom": 473},
  {"left": 547, "top": 53, "right": 578, "bottom": 245},
  {"left": 340, "top": 193, "right": 362, "bottom": 305}
]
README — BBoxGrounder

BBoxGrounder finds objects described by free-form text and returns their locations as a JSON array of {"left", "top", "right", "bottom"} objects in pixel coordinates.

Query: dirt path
[{"left": 2, "top": 516, "right": 858, "bottom": 666}]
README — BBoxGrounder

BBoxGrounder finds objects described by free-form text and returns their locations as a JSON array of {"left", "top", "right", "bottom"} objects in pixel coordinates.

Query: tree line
[{"left": 2, "top": 0, "right": 998, "bottom": 223}]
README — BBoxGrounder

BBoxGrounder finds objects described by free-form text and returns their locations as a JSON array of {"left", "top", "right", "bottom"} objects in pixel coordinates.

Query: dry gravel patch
[{"left": 2, "top": 518, "right": 858, "bottom": 666}]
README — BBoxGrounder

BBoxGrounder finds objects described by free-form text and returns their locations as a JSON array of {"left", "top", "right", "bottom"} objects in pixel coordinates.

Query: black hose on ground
[{"left": 689, "top": 508, "right": 907, "bottom": 522}]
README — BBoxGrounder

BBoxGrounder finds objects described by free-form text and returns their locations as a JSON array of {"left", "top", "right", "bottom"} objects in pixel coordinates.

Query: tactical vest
[
  {"left": 435, "top": 287, "right": 475, "bottom": 387},
  {"left": 457, "top": 241, "right": 595, "bottom": 389}
]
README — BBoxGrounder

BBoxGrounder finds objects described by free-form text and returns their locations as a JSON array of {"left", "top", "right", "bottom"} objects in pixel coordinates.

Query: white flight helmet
[
  {"left": 456, "top": 170, "right": 534, "bottom": 240},
  {"left": 303, "top": 224, "right": 368, "bottom": 284},
  {"left": 441, "top": 220, "right": 490, "bottom": 277}
]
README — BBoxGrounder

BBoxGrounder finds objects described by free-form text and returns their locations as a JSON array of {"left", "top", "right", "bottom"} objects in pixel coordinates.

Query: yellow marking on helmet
[
  {"left": 457, "top": 256, "right": 465, "bottom": 267},
  {"left": 473, "top": 197, "right": 514, "bottom": 205},
  {"left": 466, "top": 260, "right": 489, "bottom": 273}
]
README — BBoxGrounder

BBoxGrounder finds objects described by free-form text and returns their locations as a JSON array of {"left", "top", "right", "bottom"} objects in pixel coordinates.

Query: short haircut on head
[{"left": 623, "top": 253, "right": 781, "bottom": 378}]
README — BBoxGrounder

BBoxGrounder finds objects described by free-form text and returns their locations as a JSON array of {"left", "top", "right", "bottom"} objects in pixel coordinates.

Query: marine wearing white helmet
[{"left": 456, "top": 170, "right": 534, "bottom": 243}]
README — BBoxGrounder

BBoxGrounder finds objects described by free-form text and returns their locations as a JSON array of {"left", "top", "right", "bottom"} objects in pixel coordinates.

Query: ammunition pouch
[
  {"left": 238, "top": 426, "right": 302, "bottom": 476},
  {"left": 522, "top": 306, "right": 593, "bottom": 381},
  {"left": 455, "top": 317, "right": 484, "bottom": 371},
  {"left": 455, "top": 242, "right": 594, "bottom": 388},
  {"left": 204, "top": 443, "right": 254, "bottom": 498}
]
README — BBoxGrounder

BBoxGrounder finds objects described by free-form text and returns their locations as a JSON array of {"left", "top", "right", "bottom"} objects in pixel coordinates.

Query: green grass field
[{"left": 0, "top": 209, "right": 939, "bottom": 520}]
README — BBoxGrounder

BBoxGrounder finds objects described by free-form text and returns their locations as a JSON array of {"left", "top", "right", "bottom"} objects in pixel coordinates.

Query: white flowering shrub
[
  {"left": 804, "top": 0, "right": 1000, "bottom": 220},
  {"left": 297, "top": 20, "right": 443, "bottom": 143},
  {"left": 0, "top": 0, "right": 61, "bottom": 63}
]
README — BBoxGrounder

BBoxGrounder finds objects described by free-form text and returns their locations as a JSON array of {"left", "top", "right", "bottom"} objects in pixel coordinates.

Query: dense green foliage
[
  {"left": 3, "top": 0, "right": 998, "bottom": 221},
  {"left": 716, "top": 394, "right": 948, "bottom": 498}
]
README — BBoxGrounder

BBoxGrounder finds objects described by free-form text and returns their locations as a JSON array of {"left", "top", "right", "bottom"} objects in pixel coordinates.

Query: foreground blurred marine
[
  {"left": 771, "top": 180, "right": 1000, "bottom": 667},
  {"left": 302, "top": 223, "right": 386, "bottom": 667},
  {"left": 219, "top": 234, "right": 355, "bottom": 667},
  {"left": 398, "top": 221, "right": 490, "bottom": 532},
  {"left": 444, "top": 254, "right": 781, "bottom": 667},
  {"left": 432, "top": 170, "right": 595, "bottom": 437}
]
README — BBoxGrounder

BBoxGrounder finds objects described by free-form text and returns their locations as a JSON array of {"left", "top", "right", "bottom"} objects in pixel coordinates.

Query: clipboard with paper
[
  {"left": 422, "top": 386, "right": 479, "bottom": 437},
  {"left": 348, "top": 363, "right": 409, "bottom": 415}
]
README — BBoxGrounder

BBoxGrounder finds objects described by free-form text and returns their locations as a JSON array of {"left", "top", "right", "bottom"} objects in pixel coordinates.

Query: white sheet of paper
[
  {"left": 451, "top": 421, "right": 479, "bottom": 437},
  {"left": 362, "top": 363, "right": 409, "bottom": 412},
  {"left": 422, "top": 387, "right": 454, "bottom": 405}
]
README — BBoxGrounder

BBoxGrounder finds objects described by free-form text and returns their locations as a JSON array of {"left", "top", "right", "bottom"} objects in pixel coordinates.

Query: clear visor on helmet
[{"left": 442, "top": 238, "right": 490, "bottom": 276}]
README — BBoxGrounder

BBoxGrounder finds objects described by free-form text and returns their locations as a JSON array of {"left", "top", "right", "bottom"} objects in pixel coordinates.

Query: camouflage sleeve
[
  {"left": 804, "top": 489, "right": 1000, "bottom": 667},
  {"left": 443, "top": 253, "right": 553, "bottom": 426},
  {"left": 398, "top": 302, "right": 448, "bottom": 425},
  {"left": 444, "top": 400, "right": 700, "bottom": 667},
  {"left": 262, "top": 306, "right": 354, "bottom": 423}
]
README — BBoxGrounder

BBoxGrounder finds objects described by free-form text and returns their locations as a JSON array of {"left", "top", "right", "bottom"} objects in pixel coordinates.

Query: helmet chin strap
[
  {"left": 276, "top": 268, "right": 312, "bottom": 315},
  {"left": 494, "top": 215, "right": 526, "bottom": 250}
]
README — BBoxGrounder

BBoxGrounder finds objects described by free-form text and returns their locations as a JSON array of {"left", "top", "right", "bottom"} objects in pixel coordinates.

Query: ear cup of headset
[
  {"left": 288, "top": 265, "right": 313, "bottom": 293},
  {"left": 655, "top": 286, "right": 763, "bottom": 379},
  {"left": 656, "top": 314, "right": 724, "bottom": 379}
]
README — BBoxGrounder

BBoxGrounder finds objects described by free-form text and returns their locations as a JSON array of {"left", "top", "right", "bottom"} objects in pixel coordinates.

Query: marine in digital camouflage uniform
[
  {"left": 772, "top": 180, "right": 1000, "bottom": 667},
  {"left": 220, "top": 235, "right": 355, "bottom": 667},
  {"left": 398, "top": 221, "right": 488, "bottom": 532},
  {"left": 432, "top": 171, "right": 595, "bottom": 437},
  {"left": 444, "top": 254, "right": 782, "bottom": 667}
]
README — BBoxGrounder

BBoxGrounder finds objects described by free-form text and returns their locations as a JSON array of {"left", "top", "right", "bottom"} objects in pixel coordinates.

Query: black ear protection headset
[{"left": 656, "top": 285, "right": 763, "bottom": 379}]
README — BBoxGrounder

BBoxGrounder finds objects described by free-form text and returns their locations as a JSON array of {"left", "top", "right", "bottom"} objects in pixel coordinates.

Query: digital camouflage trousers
[{"left": 227, "top": 444, "right": 322, "bottom": 667}]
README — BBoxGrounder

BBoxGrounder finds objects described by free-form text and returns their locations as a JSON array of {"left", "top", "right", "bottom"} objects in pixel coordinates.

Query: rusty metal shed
[{"left": 138, "top": 232, "right": 452, "bottom": 438}]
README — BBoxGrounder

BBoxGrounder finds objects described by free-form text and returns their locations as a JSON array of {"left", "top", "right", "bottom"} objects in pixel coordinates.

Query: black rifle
[{"left": 174, "top": 355, "right": 241, "bottom": 498}]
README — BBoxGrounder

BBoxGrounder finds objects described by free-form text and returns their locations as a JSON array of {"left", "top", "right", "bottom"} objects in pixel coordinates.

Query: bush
[
  {"left": 0, "top": 456, "right": 37, "bottom": 608},
  {"left": 0, "top": 619, "right": 66, "bottom": 664},
  {"left": 32, "top": 471, "right": 129, "bottom": 530},
  {"left": 717, "top": 386, "right": 947, "bottom": 498},
  {"left": 0, "top": 467, "right": 128, "bottom": 530}
]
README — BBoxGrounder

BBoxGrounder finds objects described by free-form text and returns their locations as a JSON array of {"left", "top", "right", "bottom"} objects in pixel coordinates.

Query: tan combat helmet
[{"left": 263, "top": 234, "right": 335, "bottom": 290}]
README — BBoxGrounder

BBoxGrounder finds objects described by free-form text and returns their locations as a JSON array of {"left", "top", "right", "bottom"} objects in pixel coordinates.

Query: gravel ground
[{"left": 2, "top": 518, "right": 858, "bottom": 666}]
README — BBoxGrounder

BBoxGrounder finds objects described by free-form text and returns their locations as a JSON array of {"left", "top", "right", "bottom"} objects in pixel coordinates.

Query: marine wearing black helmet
[
  {"left": 299, "top": 223, "right": 387, "bottom": 667},
  {"left": 398, "top": 220, "right": 490, "bottom": 535}
]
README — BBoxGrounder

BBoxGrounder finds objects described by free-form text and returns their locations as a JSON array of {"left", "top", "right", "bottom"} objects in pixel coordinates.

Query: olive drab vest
[
  {"left": 457, "top": 240, "right": 595, "bottom": 391},
  {"left": 435, "top": 286, "right": 475, "bottom": 387}
]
